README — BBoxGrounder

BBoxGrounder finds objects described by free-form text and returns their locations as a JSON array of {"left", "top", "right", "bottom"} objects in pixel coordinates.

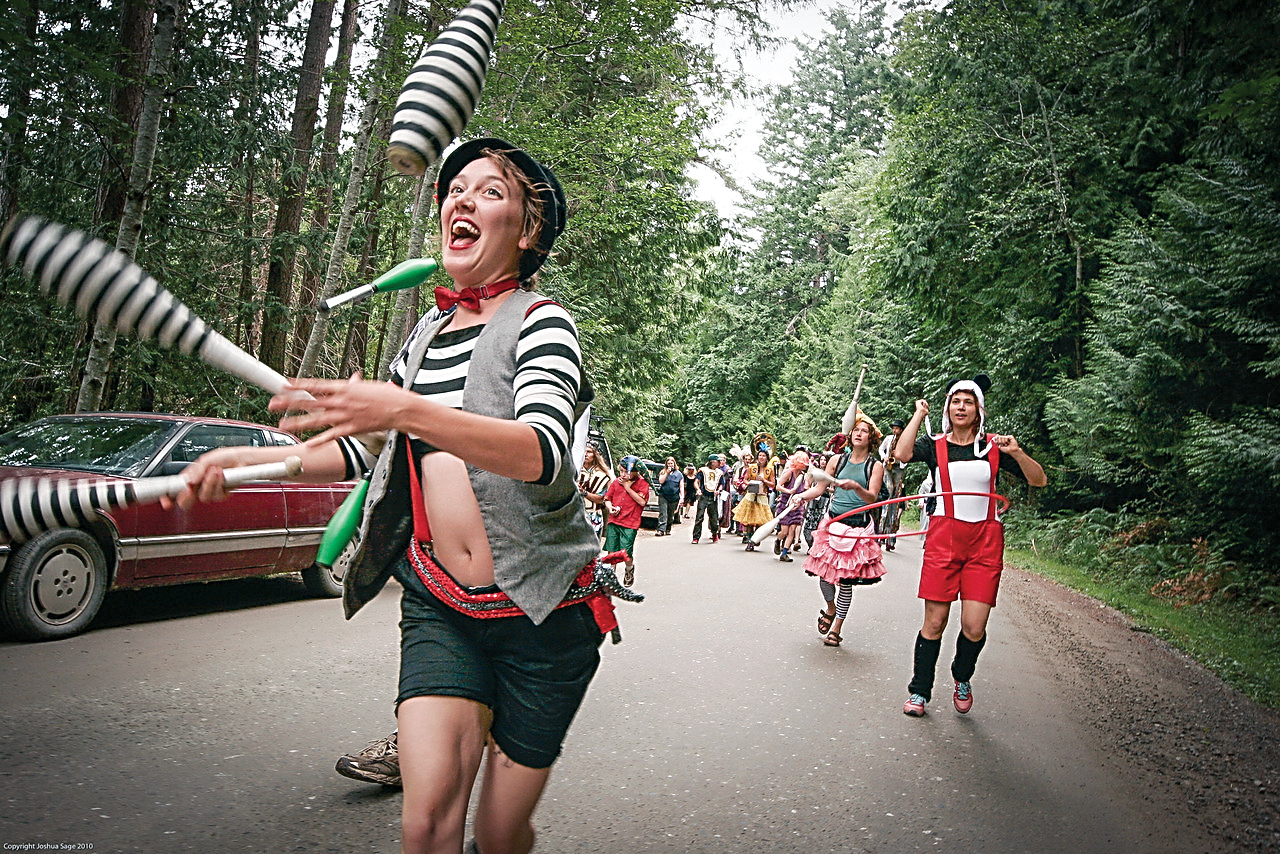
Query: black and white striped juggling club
[
  {"left": 1, "top": 216, "right": 296, "bottom": 396},
  {"left": 748, "top": 467, "right": 839, "bottom": 546},
  {"left": 386, "top": 0, "right": 505, "bottom": 176},
  {"left": 0, "top": 456, "right": 302, "bottom": 545}
]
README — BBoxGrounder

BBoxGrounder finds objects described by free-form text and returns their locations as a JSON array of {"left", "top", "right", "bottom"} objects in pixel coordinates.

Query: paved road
[{"left": 0, "top": 524, "right": 1231, "bottom": 852}]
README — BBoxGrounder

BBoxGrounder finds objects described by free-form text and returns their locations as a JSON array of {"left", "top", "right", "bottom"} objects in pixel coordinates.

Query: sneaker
[
  {"left": 953, "top": 681, "right": 973, "bottom": 714},
  {"left": 623, "top": 565, "right": 635, "bottom": 587},
  {"left": 774, "top": 538, "right": 782, "bottom": 554},
  {"left": 902, "top": 694, "right": 927, "bottom": 717},
  {"left": 745, "top": 542, "right": 756, "bottom": 552},
  {"left": 691, "top": 538, "right": 699, "bottom": 544},
  {"left": 336, "top": 733, "right": 401, "bottom": 787},
  {"left": 712, "top": 536, "right": 720, "bottom": 543},
  {"left": 779, "top": 550, "right": 792, "bottom": 562}
]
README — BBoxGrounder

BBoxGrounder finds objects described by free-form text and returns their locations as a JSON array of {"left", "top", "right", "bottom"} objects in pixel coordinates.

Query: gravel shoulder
[{"left": 1000, "top": 564, "right": 1280, "bottom": 852}]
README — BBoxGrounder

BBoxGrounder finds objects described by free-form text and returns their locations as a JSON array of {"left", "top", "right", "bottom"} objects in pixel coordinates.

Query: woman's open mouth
[{"left": 449, "top": 218, "right": 480, "bottom": 250}]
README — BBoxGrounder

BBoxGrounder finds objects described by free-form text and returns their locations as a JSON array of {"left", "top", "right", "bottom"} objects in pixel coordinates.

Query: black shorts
[{"left": 392, "top": 556, "right": 603, "bottom": 769}]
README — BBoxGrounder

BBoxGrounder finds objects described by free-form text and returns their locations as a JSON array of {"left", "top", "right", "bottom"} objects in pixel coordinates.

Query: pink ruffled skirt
[{"left": 803, "top": 515, "right": 886, "bottom": 584}]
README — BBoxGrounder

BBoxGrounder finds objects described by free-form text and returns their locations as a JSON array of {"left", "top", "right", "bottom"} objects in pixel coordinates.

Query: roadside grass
[{"left": 1004, "top": 545, "right": 1280, "bottom": 709}]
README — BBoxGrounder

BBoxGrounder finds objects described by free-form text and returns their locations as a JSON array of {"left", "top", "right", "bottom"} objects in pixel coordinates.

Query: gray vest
[{"left": 337, "top": 289, "right": 599, "bottom": 624}]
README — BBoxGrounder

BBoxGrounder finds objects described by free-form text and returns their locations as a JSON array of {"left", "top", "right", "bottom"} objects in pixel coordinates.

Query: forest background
[{"left": 1, "top": 1, "right": 1276, "bottom": 693}]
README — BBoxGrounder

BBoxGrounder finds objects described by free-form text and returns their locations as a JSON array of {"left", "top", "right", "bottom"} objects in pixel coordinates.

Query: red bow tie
[{"left": 434, "top": 278, "right": 520, "bottom": 312}]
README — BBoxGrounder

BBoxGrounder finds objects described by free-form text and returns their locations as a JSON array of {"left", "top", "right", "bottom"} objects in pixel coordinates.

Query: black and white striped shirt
[{"left": 382, "top": 300, "right": 584, "bottom": 485}]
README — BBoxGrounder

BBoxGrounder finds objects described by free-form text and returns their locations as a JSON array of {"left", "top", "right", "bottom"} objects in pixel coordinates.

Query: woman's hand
[
  {"left": 271, "top": 374, "right": 417, "bottom": 445},
  {"left": 161, "top": 446, "right": 259, "bottom": 510},
  {"left": 992, "top": 434, "right": 1021, "bottom": 454}
]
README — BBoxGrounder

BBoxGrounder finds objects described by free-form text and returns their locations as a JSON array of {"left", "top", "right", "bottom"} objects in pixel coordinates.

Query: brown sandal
[
  {"left": 823, "top": 631, "right": 842, "bottom": 647},
  {"left": 817, "top": 610, "right": 834, "bottom": 635}
]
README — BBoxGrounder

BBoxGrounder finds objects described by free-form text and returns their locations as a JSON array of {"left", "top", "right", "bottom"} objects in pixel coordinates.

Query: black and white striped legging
[{"left": 819, "top": 579, "right": 855, "bottom": 620}]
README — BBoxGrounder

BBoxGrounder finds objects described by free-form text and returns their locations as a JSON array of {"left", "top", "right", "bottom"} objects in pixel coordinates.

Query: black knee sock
[
  {"left": 908, "top": 632, "right": 942, "bottom": 701},
  {"left": 951, "top": 632, "right": 987, "bottom": 683}
]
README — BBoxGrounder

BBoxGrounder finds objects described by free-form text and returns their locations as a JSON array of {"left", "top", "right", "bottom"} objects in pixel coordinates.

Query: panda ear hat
[{"left": 942, "top": 373, "right": 993, "bottom": 456}]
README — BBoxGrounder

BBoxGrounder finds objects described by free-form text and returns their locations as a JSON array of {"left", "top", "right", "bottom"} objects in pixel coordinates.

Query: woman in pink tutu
[{"left": 797, "top": 414, "right": 886, "bottom": 647}]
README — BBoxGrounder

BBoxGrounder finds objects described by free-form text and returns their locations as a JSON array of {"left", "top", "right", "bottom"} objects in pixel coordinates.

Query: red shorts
[{"left": 918, "top": 516, "right": 1005, "bottom": 607}]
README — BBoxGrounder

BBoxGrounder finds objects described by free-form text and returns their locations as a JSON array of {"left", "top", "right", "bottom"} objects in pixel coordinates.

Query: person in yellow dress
[{"left": 732, "top": 448, "right": 775, "bottom": 551}]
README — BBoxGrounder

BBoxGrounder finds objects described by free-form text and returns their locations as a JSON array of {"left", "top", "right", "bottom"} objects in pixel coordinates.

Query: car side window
[
  {"left": 168, "top": 425, "right": 267, "bottom": 464},
  {"left": 268, "top": 431, "right": 298, "bottom": 447}
]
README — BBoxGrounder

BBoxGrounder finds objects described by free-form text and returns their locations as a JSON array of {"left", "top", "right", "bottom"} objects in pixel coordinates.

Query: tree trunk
[
  {"left": 258, "top": 0, "right": 338, "bottom": 374},
  {"left": 291, "top": 0, "right": 360, "bottom": 374},
  {"left": 339, "top": 179, "right": 392, "bottom": 378},
  {"left": 233, "top": 0, "right": 261, "bottom": 352},
  {"left": 75, "top": 0, "right": 187, "bottom": 413},
  {"left": 379, "top": 174, "right": 432, "bottom": 381},
  {"left": 296, "top": 0, "right": 404, "bottom": 381},
  {"left": 92, "top": 0, "right": 154, "bottom": 233}
]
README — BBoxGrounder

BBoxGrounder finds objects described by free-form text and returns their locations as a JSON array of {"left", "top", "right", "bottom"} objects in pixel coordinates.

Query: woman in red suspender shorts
[
  {"left": 172, "top": 140, "right": 607, "bottom": 854},
  {"left": 893, "top": 375, "right": 1046, "bottom": 717}
]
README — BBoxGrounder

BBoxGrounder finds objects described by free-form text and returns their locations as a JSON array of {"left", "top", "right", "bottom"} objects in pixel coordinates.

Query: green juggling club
[
  {"left": 315, "top": 475, "right": 371, "bottom": 569},
  {"left": 321, "top": 257, "right": 439, "bottom": 312}
]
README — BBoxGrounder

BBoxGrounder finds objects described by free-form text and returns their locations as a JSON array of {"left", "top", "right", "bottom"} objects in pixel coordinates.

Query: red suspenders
[
  {"left": 405, "top": 440, "right": 433, "bottom": 544},
  {"left": 935, "top": 434, "right": 1000, "bottom": 521}
]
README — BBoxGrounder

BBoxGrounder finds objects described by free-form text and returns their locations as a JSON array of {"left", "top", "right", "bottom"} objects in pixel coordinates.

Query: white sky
[{"left": 688, "top": 0, "right": 843, "bottom": 220}]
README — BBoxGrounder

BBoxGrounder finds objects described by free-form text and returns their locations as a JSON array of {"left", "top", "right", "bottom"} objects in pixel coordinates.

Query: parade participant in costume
[
  {"left": 796, "top": 417, "right": 886, "bottom": 647},
  {"left": 715, "top": 455, "right": 734, "bottom": 536},
  {"left": 802, "top": 437, "right": 843, "bottom": 550},
  {"left": 680, "top": 464, "right": 698, "bottom": 520},
  {"left": 172, "top": 139, "right": 620, "bottom": 854},
  {"left": 604, "top": 456, "right": 649, "bottom": 585},
  {"left": 878, "top": 419, "right": 908, "bottom": 551},
  {"left": 772, "top": 449, "right": 810, "bottom": 562},
  {"left": 800, "top": 456, "right": 830, "bottom": 550},
  {"left": 691, "top": 454, "right": 725, "bottom": 544},
  {"left": 726, "top": 445, "right": 750, "bottom": 535},
  {"left": 916, "top": 471, "right": 934, "bottom": 534},
  {"left": 654, "top": 457, "right": 683, "bottom": 536},
  {"left": 895, "top": 374, "right": 1046, "bottom": 717},
  {"left": 732, "top": 449, "right": 776, "bottom": 550},
  {"left": 578, "top": 443, "right": 613, "bottom": 538}
]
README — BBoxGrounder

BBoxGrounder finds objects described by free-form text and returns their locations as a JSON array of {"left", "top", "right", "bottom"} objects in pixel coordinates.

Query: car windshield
[{"left": 0, "top": 417, "right": 181, "bottom": 476}]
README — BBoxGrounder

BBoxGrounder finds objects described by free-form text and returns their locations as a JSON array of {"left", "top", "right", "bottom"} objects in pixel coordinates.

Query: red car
[{"left": 0, "top": 413, "right": 356, "bottom": 641}]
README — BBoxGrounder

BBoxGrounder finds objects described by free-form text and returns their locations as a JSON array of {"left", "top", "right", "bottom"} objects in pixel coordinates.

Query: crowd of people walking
[{"left": 580, "top": 372, "right": 1047, "bottom": 722}]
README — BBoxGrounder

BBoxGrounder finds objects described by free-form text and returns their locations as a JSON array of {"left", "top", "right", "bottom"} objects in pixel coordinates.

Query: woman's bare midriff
[{"left": 418, "top": 451, "right": 496, "bottom": 587}]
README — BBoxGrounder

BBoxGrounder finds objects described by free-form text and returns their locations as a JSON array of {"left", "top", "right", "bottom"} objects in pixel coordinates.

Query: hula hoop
[{"left": 827, "top": 491, "right": 1009, "bottom": 541}]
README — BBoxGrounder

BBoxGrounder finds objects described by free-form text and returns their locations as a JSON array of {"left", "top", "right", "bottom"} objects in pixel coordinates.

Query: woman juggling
[
  {"left": 170, "top": 139, "right": 614, "bottom": 854},
  {"left": 795, "top": 415, "right": 886, "bottom": 647},
  {"left": 732, "top": 448, "right": 776, "bottom": 551},
  {"left": 895, "top": 375, "right": 1046, "bottom": 717}
]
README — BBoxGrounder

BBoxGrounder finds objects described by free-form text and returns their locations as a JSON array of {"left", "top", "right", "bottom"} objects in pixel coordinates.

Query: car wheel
[
  {"left": 301, "top": 561, "right": 344, "bottom": 598},
  {"left": 1, "top": 528, "right": 109, "bottom": 641}
]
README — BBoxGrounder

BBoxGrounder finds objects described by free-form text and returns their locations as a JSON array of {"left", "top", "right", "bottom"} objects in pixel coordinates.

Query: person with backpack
[
  {"left": 795, "top": 414, "right": 887, "bottom": 647},
  {"left": 894, "top": 374, "right": 1047, "bottom": 718}
]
